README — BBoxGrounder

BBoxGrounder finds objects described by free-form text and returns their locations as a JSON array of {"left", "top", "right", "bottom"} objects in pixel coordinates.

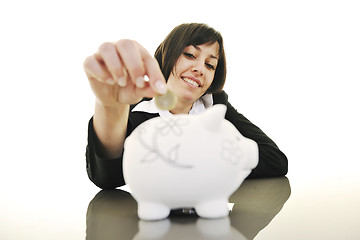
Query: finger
[
  {"left": 98, "top": 42, "right": 127, "bottom": 87},
  {"left": 135, "top": 81, "right": 157, "bottom": 98},
  {"left": 115, "top": 40, "right": 146, "bottom": 88},
  {"left": 135, "top": 42, "right": 167, "bottom": 94},
  {"left": 83, "top": 54, "right": 113, "bottom": 85},
  {"left": 143, "top": 56, "right": 167, "bottom": 94}
]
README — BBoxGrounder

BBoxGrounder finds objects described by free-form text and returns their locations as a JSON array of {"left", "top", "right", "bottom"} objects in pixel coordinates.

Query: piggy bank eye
[{"left": 236, "top": 136, "right": 241, "bottom": 141}]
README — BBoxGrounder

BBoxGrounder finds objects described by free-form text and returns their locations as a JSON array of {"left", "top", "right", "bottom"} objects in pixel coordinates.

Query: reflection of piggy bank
[
  {"left": 123, "top": 105, "right": 259, "bottom": 220},
  {"left": 133, "top": 217, "right": 247, "bottom": 240}
]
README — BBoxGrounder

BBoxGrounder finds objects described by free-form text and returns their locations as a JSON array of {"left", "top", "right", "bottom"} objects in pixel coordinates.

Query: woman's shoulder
[{"left": 213, "top": 90, "right": 229, "bottom": 105}]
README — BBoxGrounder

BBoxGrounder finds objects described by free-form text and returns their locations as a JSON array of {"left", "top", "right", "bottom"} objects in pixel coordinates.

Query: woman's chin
[{"left": 179, "top": 92, "right": 199, "bottom": 103}]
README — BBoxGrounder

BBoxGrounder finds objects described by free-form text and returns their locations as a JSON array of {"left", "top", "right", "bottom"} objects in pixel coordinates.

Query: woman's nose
[{"left": 191, "top": 61, "right": 204, "bottom": 76}]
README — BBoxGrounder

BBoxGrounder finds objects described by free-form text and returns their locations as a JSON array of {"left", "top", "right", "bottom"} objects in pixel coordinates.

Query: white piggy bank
[{"left": 123, "top": 104, "right": 259, "bottom": 221}]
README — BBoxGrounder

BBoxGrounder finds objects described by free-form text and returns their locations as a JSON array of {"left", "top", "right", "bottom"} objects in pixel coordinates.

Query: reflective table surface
[
  {"left": 2, "top": 171, "right": 360, "bottom": 239},
  {"left": 86, "top": 178, "right": 291, "bottom": 240}
]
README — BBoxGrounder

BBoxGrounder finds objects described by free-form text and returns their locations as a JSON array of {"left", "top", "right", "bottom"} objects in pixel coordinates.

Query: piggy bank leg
[
  {"left": 195, "top": 199, "right": 229, "bottom": 219},
  {"left": 137, "top": 202, "right": 170, "bottom": 221}
]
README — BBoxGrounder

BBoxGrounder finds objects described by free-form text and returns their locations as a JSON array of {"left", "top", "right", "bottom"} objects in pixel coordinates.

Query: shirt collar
[{"left": 131, "top": 94, "right": 213, "bottom": 117}]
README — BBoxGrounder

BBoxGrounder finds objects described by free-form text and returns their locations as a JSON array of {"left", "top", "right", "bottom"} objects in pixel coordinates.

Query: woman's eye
[
  {"left": 206, "top": 63, "right": 215, "bottom": 70},
  {"left": 183, "top": 52, "right": 195, "bottom": 58}
]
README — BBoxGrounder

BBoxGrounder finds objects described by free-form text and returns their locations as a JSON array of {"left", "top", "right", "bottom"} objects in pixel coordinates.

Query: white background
[{"left": 0, "top": 0, "right": 359, "bottom": 239}]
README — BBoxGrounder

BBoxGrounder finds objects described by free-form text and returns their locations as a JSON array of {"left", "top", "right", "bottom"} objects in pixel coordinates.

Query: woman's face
[{"left": 166, "top": 42, "right": 219, "bottom": 104}]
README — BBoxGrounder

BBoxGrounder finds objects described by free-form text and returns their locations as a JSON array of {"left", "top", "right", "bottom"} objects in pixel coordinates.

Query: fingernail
[
  {"left": 105, "top": 78, "right": 115, "bottom": 85},
  {"left": 118, "top": 77, "right": 127, "bottom": 87},
  {"left": 136, "top": 77, "right": 145, "bottom": 88},
  {"left": 155, "top": 81, "right": 167, "bottom": 94}
]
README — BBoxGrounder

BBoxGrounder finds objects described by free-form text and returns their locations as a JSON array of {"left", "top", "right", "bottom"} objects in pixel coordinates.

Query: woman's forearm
[{"left": 93, "top": 101, "right": 130, "bottom": 159}]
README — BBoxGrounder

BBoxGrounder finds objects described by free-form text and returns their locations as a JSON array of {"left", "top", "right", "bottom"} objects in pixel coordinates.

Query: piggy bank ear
[{"left": 201, "top": 104, "right": 227, "bottom": 132}]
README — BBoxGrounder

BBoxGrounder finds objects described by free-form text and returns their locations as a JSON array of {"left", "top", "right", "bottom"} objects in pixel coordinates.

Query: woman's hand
[{"left": 83, "top": 39, "right": 167, "bottom": 108}]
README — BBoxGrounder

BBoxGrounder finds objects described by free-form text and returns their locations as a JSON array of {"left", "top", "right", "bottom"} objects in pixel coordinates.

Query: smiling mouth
[{"left": 181, "top": 77, "right": 200, "bottom": 87}]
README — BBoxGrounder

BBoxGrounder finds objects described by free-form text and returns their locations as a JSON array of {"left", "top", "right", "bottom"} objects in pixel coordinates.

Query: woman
[{"left": 84, "top": 23, "right": 288, "bottom": 189}]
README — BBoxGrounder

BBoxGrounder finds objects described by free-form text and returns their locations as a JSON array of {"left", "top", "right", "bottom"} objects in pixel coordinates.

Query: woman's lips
[{"left": 181, "top": 77, "right": 201, "bottom": 87}]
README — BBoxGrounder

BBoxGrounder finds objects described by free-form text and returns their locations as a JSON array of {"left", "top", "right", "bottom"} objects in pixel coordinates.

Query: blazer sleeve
[
  {"left": 214, "top": 91, "right": 288, "bottom": 178},
  {"left": 85, "top": 117, "right": 127, "bottom": 189}
]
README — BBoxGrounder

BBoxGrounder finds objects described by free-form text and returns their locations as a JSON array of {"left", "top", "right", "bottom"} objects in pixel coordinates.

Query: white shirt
[{"left": 131, "top": 94, "right": 214, "bottom": 117}]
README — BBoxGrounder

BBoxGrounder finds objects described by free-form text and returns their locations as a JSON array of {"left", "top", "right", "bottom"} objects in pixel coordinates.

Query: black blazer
[{"left": 86, "top": 91, "right": 288, "bottom": 189}]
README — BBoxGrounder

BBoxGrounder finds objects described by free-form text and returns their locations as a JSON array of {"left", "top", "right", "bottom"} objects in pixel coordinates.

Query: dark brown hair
[{"left": 154, "top": 23, "right": 226, "bottom": 94}]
